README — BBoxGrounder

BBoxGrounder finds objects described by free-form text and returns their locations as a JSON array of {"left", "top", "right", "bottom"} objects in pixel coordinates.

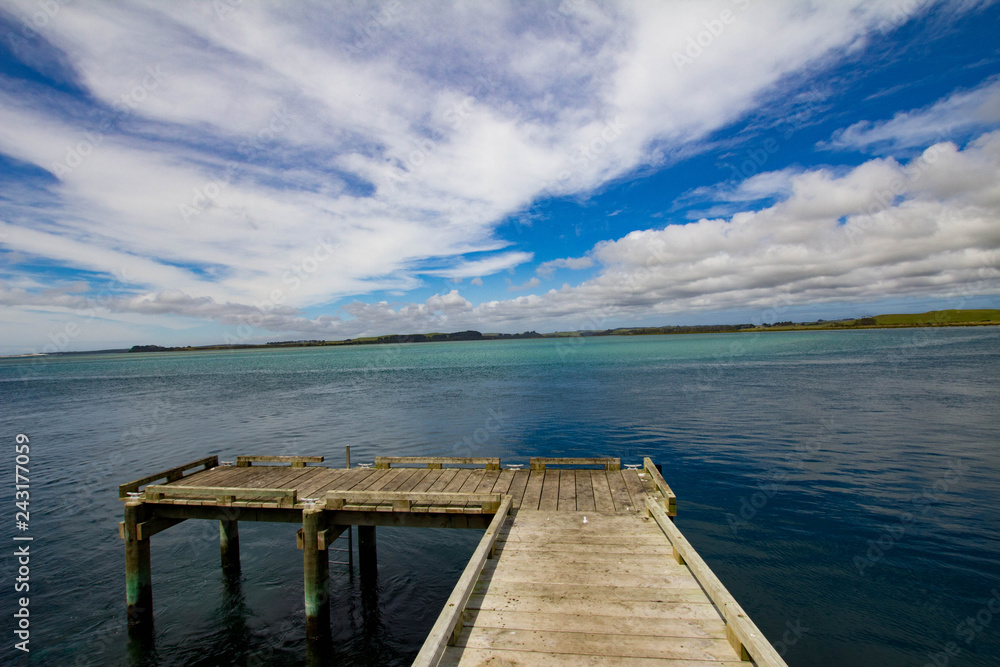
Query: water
[{"left": 1, "top": 328, "right": 998, "bottom": 666}]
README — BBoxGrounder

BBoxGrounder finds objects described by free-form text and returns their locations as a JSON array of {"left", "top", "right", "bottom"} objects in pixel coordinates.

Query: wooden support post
[
  {"left": 358, "top": 525, "right": 377, "bottom": 580},
  {"left": 220, "top": 519, "right": 241, "bottom": 578},
  {"left": 302, "top": 509, "right": 330, "bottom": 643},
  {"left": 124, "top": 501, "right": 153, "bottom": 634}
]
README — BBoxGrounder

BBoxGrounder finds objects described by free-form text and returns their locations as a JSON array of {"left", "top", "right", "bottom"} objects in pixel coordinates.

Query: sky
[{"left": 0, "top": 0, "right": 999, "bottom": 354}]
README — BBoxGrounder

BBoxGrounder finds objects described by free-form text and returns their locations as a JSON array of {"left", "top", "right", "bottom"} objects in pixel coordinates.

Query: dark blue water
[{"left": 1, "top": 328, "right": 998, "bottom": 665}]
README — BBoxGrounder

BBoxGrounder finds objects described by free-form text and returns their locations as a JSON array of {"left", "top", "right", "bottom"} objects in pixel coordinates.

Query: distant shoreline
[{"left": 5, "top": 308, "right": 995, "bottom": 358}]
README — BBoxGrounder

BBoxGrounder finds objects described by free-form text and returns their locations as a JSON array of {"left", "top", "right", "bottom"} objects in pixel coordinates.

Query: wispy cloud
[
  {"left": 507, "top": 276, "right": 540, "bottom": 292},
  {"left": 536, "top": 256, "right": 595, "bottom": 276},
  {"left": 824, "top": 76, "right": 1000, "bottom": 153}
]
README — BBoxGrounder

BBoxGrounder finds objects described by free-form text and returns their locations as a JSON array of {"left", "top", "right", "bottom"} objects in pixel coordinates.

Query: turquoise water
[{"left": 1, "top": 329, "right": 999, "bottom": 665}]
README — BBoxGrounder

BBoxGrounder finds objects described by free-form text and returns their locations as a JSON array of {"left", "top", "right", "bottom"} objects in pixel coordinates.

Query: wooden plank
[
  {"left": 475, "top": 470, "right": 500, "bottom": 494},
  {"left": 591, "top": 470, "right": 617, "bottom": 512},
  {"left": 411, "top": 495, "right": 513, "bottom": 667},
  {"left": 495, "top": 540, "right": 671, "bottom": 555},
  {"left": 144, "top": 485, "right": 297, "bottom": 507},
  {"left": 338, "top": 468, "right": 385, "bottom": 491},
  {"left": 296, "top": 467, "right": 358, "bottom": 500},
  {"left": 644, "top": 457, "right": 677, "bottom": 515},
  {"left": 457, "top": 469, "right": 486, "bottom": 493},
  {"left": 530, "top": 457, "right": 620, "bottom": 470},
  {"left": 410, "top": 468, "right": 445, "bottom": 492},
  {"left": 375, "top": 456, "right": 500, "bottom": 469},
  {"left": 454, "top": 627, "right": 739, "bottom": 661},
  {"left": 427, "top": 468, "right": 460, "bottom": 492},
  {"left": 443, "top": 468, "right": 474, "bottom": 492},
  {"left": 439, "top": 647, "right": 747, "bottom": 667},
  {"left": 490, "top": 469, "right": 515, "bottom": 496},
  {"left": 500, "top": 509, "right": 635, "bottom": 526},
  {"left": 129, "top": 516, "right": 186, "bottom": 540},
  {"left": 486, "top": 557, "right": 693, "bottom": 582},
  {"left": 638, "top": 467, "right": 659, "bottom": 500},
  {"left": 558, "top": 470, "right": 577, "bottom": 511},
  {"left": 219, "top": 464, "right": 291, "bottom": 489},
  {"left": 575, "top": 470, "right": 596, "bottom": 511},
  {"left": 606, "top": 470, "right": 635, "bottom": 511},
  {"left": 251, "top": 464, "right": 318, "bottom": 489},
  {"left": 242, "top": 466, "right": 319, "bottom": 502},
  {"left": 325, "top": 491, "right": 501, "bottom": 511},
  {"left": 118, "top": 455, "right": 218, "bottom": 497},
  {"left": 538, "top": 470, "right": 560, "bottom": 511},
  {"left": 449, "top": 469, "right": 486, "bottom": 513},
  {"left": 498, "top": 532, "right": 670, "bottom": 547},
  {"left": 622, "top": 469, "right": 648, "bottom": 508},
  {"left": 519, "top": 470, "right": 545, "bottom": 510},
  {"left": 167, "top": 465, "right": 242, "bottom": 488},
  {"left": 506, "top": 470, "right": 531, "bottom": 509},
  {"left": 346, "top": 468, "right": 407, "bottom": 510},
  {"left": 236, "top": 455, "right": 323, "bottom": 467},
  {"left": 646, "top": 498, "right": 788, "bottom": 666},
  {"left": 385, "top": 468, "right": 423, "bottom": 491},
  {"left": 481, "top": 561, "right": 701, "bottom": 588},
  {"left": 222, "top": 466, "right": 304, "bottom": 500},
  {"left": 499, "top": 518, "right": 663, "bottom": 537},
  {"left": 491, "top": 549, "right": 688, "bottom": 568},
  {"left": 360, "top": 468, "right": 403, "bottom": 492},
  {"left": 464, "top": 609, "right": 727, "bottom": 639},
  {"left": 469, "top": 582, "right": 706, "bottom": 604}
]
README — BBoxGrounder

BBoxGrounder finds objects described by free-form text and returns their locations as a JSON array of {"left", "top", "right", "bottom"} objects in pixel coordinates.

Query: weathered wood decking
[
  {"left": 118, "top": 455, "right": 785, "bottom": 666},
  {"left": 437, "top": 511, "right": 746, "bottom": 665},
  {"left": 122, "top": 458, "right": 655, "bottom": 513}
]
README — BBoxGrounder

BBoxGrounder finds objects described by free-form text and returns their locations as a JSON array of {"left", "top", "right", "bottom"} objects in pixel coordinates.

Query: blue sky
[{"left": 1, "top": 0, "right": 999, "bottom": 353}]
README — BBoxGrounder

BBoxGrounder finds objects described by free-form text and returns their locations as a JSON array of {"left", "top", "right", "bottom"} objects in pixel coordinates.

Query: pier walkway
[{"left": 118, "top": 455, "right": 786, "bottom": 666}]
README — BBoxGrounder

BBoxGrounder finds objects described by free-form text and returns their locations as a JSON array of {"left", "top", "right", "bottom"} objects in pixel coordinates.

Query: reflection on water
[{"left": 0, "top": 329, "right": 998, "bottom": 665}]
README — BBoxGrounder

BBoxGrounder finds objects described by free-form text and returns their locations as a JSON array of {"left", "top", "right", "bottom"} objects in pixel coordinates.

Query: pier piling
[
  {"left": 123, "top": 501, "right": 153, "bottom": 633},
  {"left": 358, "top": 525, "right": 377, "bottom": 580},
  {"left": 219, "top": 518, "right": 241, "bottom": 578},
  {"left": 302, "top": 508, "right": 331, "bottom": 642}
]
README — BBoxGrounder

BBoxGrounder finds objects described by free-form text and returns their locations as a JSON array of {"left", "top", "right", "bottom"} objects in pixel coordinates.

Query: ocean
[{"left": 1, "top": 327, "right": 998, "bottom": 665}]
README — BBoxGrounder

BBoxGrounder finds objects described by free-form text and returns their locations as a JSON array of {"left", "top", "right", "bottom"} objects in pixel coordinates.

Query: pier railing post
[
  {"left": 302, "top": 508, "right": 331, "bottom": 643},
  {"left": 358, "top": 525, "right": 377, "bottom": 580},
  {"left": 220, "top": 517, "right": 241, "bottom": 578},
  {"left": 124, "top": 501, "right": 153, "bottom": 634}
]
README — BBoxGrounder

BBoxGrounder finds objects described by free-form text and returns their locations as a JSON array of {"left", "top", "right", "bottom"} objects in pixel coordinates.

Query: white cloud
[
  {"left": 419, "top": 252, "right": 533, "bottom": 280},
  {"left": 507, "top": 277, "right": 541, "bottom": 292},
  {"left": 488, "top": 133, "right": 1000, "bottom": 323},
  {"left": 825, "top": 76, "right": 1000, "bottom": 153},
  {"left": 1, "top": 0, "right": 995, "bottom": 351},
  {"left": 536, "top": 256, "right": 595, "bottom": 276}
]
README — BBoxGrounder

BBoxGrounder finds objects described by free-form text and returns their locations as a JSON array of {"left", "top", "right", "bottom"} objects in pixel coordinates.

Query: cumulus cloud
[
  {"left": 0, "top": 0, "right": 996, "bottom": 350},
  {"left": 496, "top": 132, "right": 1000, "bottom": 322}
]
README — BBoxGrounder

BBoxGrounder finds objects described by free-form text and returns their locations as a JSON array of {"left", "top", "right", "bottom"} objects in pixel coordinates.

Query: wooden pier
[{"left": 119, "top": 454, "right": 787, "bottom": 666}]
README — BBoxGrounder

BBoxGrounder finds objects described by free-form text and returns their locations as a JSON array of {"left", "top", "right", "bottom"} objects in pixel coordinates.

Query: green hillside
[{"left": 873, "top": 309, "right": 1000, "bottom": 325}]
